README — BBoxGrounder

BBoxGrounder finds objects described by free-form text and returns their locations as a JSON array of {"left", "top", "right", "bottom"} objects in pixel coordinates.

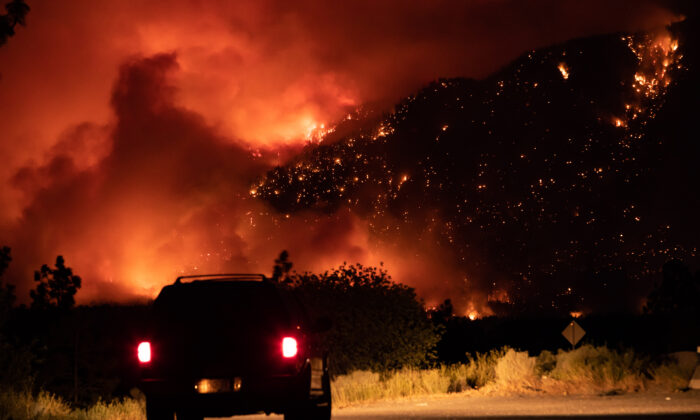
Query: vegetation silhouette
[
  {"left": 0, "top": 0, "right": 29, "bottom": 47},
  {"left": 30, "top": 256, "right": 82, "bottom": 311},
  {"left": 287, "top": 256, "right": 441, "bottom": 376},
  {"left": 272, "top": 250, "right": 293, "bottom": 283},
  {"left": 644, "top": 259, "right": 700, "bottom": 318},
  {"left": 0, "top": 246, "right": 15, "bottom": 318}
]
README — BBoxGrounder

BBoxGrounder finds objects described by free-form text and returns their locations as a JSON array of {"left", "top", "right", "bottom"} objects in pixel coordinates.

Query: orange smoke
[{"left": 0, "top": 0, "right": 681, "bottom": 305}]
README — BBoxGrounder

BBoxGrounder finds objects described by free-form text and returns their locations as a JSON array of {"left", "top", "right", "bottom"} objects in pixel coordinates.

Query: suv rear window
[{"left": 153, "top": 281, "right": 289, "bottom": 330}]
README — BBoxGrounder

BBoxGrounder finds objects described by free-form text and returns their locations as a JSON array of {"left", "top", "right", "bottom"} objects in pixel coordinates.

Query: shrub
[
  {"left": 535, "top": 350, "right": 556, "bottom": 375},
  {"left": 546, "top": 345, "right": 648, "bottom": 394},
  {"left": 463, "top": 348, "right": 506, "bottom": 389},
  {"left": 493, "top": 349, "right": 539, "bottom": 392},
  {"left": 649, "top": 353, "right": 696, "bottom": 391},
  {"left": 291, "top": 263, "right": 441, "bottom": 375}
]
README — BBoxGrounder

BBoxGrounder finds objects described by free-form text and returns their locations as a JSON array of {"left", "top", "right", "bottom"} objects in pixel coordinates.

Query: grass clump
[
  {"left": 648, "top": 353, "right": 697, "bottom": 391},
  {"left": 492, "top": 349, "right": 539, "bottom": 392},
  {"left": 545, "top": 345, "right": 648, "bottom": 394},
  {"left": 332, "top": 348, "right": 509, "bottom": 406},
  {"left": 0, "top": 390, "right": 144, "bottom": 420},
  {"left": 77, "top": 398, "right": 144, "bottom": 420},
  {"left": 331, "top": 368, "right": 452, "bottom": 407},
  {"left": 0, "top": 390, "right": 71, "bottom": 420},
  {"left": 463, "top": 348, "right": 507, "bottom": 389}
]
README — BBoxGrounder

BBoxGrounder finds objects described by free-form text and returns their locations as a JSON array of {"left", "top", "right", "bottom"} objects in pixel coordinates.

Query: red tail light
[
  {"left": 282, "top": 337, "right": 297, "bottom": 358},
  {"left": 137, "top": 341, "right": 151, "bottom": 363}
]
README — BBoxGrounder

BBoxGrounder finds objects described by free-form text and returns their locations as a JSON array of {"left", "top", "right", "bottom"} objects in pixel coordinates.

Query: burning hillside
[{"left": 255, "top": 21, "right": 698, "bottom": 315}]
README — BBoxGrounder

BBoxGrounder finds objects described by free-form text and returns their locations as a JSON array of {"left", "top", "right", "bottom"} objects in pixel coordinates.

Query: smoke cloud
[{"left": 0, "top": 0, "right": 678, "bottom": 304}]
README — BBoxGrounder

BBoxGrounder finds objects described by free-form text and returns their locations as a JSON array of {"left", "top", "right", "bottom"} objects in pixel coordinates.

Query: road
[{"left": 234, "top": 390, "right": 700, "bottom": 419}]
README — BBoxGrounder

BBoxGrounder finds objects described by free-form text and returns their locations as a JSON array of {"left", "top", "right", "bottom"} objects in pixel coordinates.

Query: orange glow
[
  {"left": 570, "top": 311, "right": 583, "bottom": 318},
  {"left": 0, "top": 1, "right": 683, "bottom": 307},
  {"left": 488, "top": 289, "right": 511, "bottom": 303},
  {"left": 468, "top": 311, "right": 478, "bottom": 321},
  {"left": 306, "top": 122, "right": 337, "bottom": 144},
  {"left": 625, "top": 33, "right": 681, "bottom": 101},
  {"left": 558, "top": 62, "right": 570, "bottom": 80}
]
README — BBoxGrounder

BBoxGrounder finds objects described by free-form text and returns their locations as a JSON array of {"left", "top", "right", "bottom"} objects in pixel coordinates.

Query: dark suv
[{"left": 136, "top": 274, "right": 331, "bottom": 420}]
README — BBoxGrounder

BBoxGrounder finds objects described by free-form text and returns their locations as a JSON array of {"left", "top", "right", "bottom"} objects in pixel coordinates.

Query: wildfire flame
[
  {"left": 615, "top": 31, "right": 682, "bottom": 149},
  {"left": 558, "top": 62, "right": 570, "bottom": 80},
  {"left": 625, "top": 33, "right": 681, "bottom": 101},
  {"left": 305, "top": 122, "right": 336, "bottom": 144}
]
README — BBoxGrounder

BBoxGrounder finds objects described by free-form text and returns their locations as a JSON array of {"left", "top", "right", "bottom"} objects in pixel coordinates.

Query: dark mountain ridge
[{"left": 255, "top": 19, "right": 699, "bottom": 315}]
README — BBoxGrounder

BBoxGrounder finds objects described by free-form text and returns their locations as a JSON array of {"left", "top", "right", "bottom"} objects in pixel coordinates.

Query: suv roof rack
[{"left": 174, "top": 273, "right": 268, "bottom": 284}]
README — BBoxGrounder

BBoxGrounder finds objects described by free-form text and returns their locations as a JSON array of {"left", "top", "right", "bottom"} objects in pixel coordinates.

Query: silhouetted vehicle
[{"left": 136, "top": 274, "right": 331, "bottom": 420}]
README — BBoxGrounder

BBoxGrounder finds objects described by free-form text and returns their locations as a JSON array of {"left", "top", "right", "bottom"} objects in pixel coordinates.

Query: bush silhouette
[
  {"left": 289, "top": 261, "right": 440, "bottom": 375},
  {"left": 31, "top": 255, "right": 82, "bottom": 311}
]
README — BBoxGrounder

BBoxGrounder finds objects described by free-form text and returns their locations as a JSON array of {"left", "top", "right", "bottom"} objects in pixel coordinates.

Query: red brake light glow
[
  {"left": 138, "top": 341, "right": 151, "bottom": 363},
  {"left": 282, "top": 337, "right": 297, "bottom": 358}
]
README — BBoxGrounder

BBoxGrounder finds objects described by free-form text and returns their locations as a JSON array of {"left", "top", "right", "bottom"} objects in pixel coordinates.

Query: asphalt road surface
[{"left": 234, "top": 390, "right": 700, "bottom": 419}]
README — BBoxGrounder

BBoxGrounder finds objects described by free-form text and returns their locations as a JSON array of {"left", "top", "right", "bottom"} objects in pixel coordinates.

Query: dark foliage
[
  {"left": 4, "top": 303, "right": 150, "bottom": 404},
  {"left": 272, "top": 250, "right": 293, "bottom": 283},
  {"left": 644, "top": 259, "right": 700, "bottom": 318},
  {"left": 0, "top": 0, "right": 29, "bottom": 46},
  {"left": 0, "top": 246, "right": 15, "bottom": 319},
  {"left": 0, "top": 246, "right": 35, "bottom": 392},
  {"left": 31, "top": 256, "right": 82, "bottom": 311},
  {"left": 289, "top": 263, "right": 441, "bottom": 376}
]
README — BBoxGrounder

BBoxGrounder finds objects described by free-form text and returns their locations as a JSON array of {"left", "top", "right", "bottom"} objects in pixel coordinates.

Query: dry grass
[
  {"left": 0, "top": 390, "right": 144, "bottom": 420},
  {"left": 331, "top": 368, "right": 452, "bottom": 407},
  {"left": 331, "top": 348, "right": 509, "bottom": 407},
  {"left": 492, "top": 349, "right": 540, "bottom": 393},
  {"left": 331, "top": 345, "right": 695, "bottom": 406},
  {"left": 540, "top": 345, "right": 649, "bottom": 394}
]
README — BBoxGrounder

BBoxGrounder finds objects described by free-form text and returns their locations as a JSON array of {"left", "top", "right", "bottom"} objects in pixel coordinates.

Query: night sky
[{"left": 0, "top": 1, "right": 696, "bottom": 315}]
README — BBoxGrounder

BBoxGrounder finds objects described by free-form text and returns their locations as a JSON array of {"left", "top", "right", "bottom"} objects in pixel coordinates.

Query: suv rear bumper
[{"left": 140, "top": 369, "right": 311, "bottom": 416}]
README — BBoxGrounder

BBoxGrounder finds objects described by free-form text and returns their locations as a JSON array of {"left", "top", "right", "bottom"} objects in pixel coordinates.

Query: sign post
[{"left": 561, "top": 321, "right": 585, "bottom": 348}]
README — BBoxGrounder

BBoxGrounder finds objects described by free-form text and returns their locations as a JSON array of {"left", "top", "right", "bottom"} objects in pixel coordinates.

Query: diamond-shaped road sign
[{"left": 562, "top": 321, "right": 586, "bottom": 347}]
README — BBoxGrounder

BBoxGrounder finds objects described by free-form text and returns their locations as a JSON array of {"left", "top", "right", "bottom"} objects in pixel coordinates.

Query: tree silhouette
[
  {"left": 0, "top": 0, "right": 29, "bottom": 47},
  {"left": 0, "top": 246, "right": 10, "bottom": 278},
  {"left": 31, "top": 255, "right": 82, "bottom": 311},
  {"left": 428, "top": 298, "right": 454, "bottom": 324},
  {"left": 272, "top": 250, "right": 293, "bottom": 283},
  {"left": 0, "top": 246, "right": 15, "bottom": 318}
]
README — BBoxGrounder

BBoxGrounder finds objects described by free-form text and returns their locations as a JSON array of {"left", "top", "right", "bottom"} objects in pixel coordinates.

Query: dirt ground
[{"left": 237, "top": 390, "right": 700, "bottom": 419}]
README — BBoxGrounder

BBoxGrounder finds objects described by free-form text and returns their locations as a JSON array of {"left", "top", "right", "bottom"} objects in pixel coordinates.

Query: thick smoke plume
[{"left": 0, "top": 0, "right": 678, "bottom": 304}]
